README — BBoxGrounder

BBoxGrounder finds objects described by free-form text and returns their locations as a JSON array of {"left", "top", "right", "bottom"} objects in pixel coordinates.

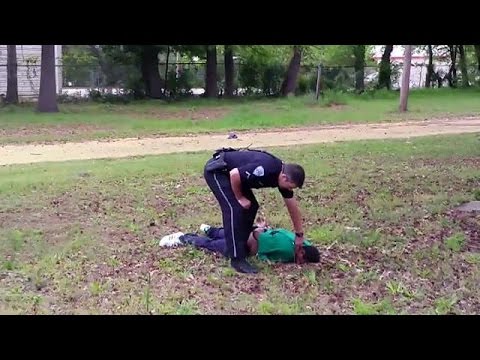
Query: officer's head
[
  {"left": 303, "top": 245, "right": 320, "bottom": 263},
  {"left": 279, "top": 163, "right": 305, "bottom": 191}
]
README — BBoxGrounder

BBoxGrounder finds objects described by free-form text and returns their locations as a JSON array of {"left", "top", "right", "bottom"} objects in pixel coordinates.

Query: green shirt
[{"left": 257, "top": 228, "right": 312, "bottom": 263}]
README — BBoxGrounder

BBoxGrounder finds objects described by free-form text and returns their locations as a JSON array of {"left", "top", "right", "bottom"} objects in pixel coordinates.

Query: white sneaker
[
  {"left": 200, "top": 224, "right": 211, "bottom": 234},
  {"left": 159, "top": 232, "right": 184, "bottom": 247}
]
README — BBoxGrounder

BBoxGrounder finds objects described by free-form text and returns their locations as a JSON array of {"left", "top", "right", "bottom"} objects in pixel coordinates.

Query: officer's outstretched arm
[{"left": 283, "top": 197, "right": 304, "bottom": 238}]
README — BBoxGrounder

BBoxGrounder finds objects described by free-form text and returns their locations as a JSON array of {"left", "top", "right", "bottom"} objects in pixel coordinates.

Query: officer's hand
[
  {"left": 238, "top": 197, "right": 251, "bottom": 210},
  {"left": 294, "top": 244, "right": 306, "bottom": 264},
  {"left": 295, "top": 235, "right": 304, "bottom": 247},
  {"left": 294, "top": 235, "right": 305, "bottom": 264}
]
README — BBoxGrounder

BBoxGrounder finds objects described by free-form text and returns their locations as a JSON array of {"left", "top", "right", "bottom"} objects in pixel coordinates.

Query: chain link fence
[{"left": 1, "top": 62, "right": 479, "bottom": 100}]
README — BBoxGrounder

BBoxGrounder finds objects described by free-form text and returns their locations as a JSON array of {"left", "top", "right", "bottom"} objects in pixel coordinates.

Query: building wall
[
  {"left": 0, "top": 45, "right": 62, "bottom": 100},
  {"left": 370, "top": 45, "right": 451, "bottom": 89}
]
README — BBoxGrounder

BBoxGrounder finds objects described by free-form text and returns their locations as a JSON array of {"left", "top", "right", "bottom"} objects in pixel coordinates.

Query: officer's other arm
[
  {"left": 230, "top": 168, "right": 251, "bottom": 209},
  {"left": 283, "top": 197, "right": 304, "bottom": 236}
]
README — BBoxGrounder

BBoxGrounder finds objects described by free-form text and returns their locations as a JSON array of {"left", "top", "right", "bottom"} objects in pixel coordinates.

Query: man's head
[
  {"left": 303, "top": 245, "right": 320, "bottom": 263},
  {"left": 278, "top": 163, "right": 305, "bottom": 191}
]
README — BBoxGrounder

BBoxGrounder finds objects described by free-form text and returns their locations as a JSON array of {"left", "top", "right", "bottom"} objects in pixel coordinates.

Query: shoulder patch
[{"left": 253, "top": 166, "right": 265, "bottom": 177}]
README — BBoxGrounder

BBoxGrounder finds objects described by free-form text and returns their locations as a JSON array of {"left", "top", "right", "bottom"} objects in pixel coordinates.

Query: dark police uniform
[{"left": 203, "top": 148, "right": 294, "bottom": 260}]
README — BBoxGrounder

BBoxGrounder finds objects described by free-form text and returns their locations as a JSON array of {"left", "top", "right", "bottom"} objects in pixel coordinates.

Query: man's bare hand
[{"left": 238, "top": 197, "right": 251, "bottom": 210}]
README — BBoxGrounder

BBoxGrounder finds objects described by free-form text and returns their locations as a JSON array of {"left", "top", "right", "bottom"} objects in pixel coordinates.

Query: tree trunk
[
  {"left": 280, "top": 45, "right": 302, "bottom": 96},
  {"left": 446, "top": 45, "right": 458, "bottom": 88},
  {"left": 378, "top": 45, "right": 393, "bottom": 89},
  {"left": 458, "top": 45, "right": 470, "bottom": 87},
  {"left": 141, "top": 46, "right": 163, "bottom": 98},
  {"left": 426, "top": 45, "right": 434, "bottom": 88},
  {"left": 474, "top": 45, "right": 480, "bottom": 72},
  {"left": 205, "top": 45, "right": 218, "bottom": 98},
  {"left": 224, "top": 45, "right": 235, "bottom": 97},
  {"left": 164, "top": 46, "right": 170, "bottom": 96},
  {"left": 437, "top": 73, "right": 444, "bottom": 88},
  {"left": 6, "top": 45, "right": 19, "bottom": 104},
  {"left": 37, "top": 45, "right": 58, "bottom": 113},
  {"left": 399, "top": 45, "right": 412, "bottom": 112},
  {"left": 353, "top": 45, "right": 366, "bottom": 93}
]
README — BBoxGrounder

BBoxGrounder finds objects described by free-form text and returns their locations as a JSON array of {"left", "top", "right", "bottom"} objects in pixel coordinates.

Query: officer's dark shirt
[{"left": 223, "top": 150, "right": 294, "bottom": 199}]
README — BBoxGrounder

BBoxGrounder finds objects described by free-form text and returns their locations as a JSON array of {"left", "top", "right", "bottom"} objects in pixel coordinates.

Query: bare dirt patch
[
  {"left": 1, "top": 117, "right": 479, "bottom": 166},
  {"left": 448, "top": 210, "right": 480, "bottom": 252},
  {"left": 306, "top": 103, "right": 346, "bottom": 111},
  {"left": 0, "top": 124, "right": 109, "bottom": 140}
]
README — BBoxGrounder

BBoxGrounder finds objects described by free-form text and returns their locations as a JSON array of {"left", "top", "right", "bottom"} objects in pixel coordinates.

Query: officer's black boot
[{"left": 231, "top": 258, "right": 258, "bottom": 274}]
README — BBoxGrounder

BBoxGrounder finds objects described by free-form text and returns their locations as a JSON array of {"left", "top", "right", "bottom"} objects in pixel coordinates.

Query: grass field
[
  {"left": 1, "top": 133, "right": 479, "bottom": 314},
  {"left": 1, "top": 88, "right": 480, "bottom": 144}
]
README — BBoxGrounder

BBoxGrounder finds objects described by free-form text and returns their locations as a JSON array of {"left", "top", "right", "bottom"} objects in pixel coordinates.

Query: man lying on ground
[{"left": 159, "top": 220, "right": 320, "bottom": 264}]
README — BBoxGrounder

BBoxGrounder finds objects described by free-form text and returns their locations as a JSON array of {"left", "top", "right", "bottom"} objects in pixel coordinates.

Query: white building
[
  {"left": 370, "top": 45, "right": 450, "bottom": 88},
  {"left": 0, "top": 45, "right": 63, "bottom": 100}
]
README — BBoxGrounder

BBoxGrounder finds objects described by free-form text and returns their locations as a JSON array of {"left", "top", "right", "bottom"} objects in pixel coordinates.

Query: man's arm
[
  {"left": 246, "top": 231, "right": 259, "bottom": 255},
  {"left": 284, "top": 197, "right": 306, "bottom": 264},
  {"left": 229, "top": 168, "right": 251, "bottom": 209},
  {"left": 284, "top": 197, "right": 304, "bottom": 235}
]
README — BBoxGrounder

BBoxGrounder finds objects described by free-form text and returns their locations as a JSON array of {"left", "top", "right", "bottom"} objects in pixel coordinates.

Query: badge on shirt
[{"left": 253, "top": 166, "right": 265, "bottom": 177}]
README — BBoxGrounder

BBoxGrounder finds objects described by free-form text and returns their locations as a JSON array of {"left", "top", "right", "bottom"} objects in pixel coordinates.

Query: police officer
[{"left": 203, "top": 148, "right": 306, "bottom": 274}]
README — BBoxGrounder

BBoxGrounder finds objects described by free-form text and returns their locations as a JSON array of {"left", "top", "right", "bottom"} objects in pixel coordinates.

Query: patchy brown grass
[
  {"left": 1, "top": 134, "right": 479, "bottom": 314},
  {"left": 126, "top": 107, "right": 231, "bottom": 121}
]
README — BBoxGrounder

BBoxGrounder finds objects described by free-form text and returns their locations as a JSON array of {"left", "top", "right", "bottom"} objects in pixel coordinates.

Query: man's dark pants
[
  {"left": 203, "top": 163, "right": 259, "bottom": 260},
  {"left": 190, "top": 227, "right": 227, "bottom": 255}
]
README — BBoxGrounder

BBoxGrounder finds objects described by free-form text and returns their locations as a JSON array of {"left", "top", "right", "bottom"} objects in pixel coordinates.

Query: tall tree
[
  {"left": 399, "top": 45, "right": 412, "bottom": 112},
  {"left": 353, "top": 45, "right": 366, "bottom": 92},
  {"left": 280, "top": 45, "right": 302, "bottom": 96},
  {"left": 140, "top": 46, "right": 163, "bottom": 98},
  {"left": 425, "top": 45, "right": 434, "bottom": 88},
  {"left": 377, "top": 45, "right": 393, "bottom": 89},
  {"left": 102, "top": 45, "right": 166, "bottom": 97},
  {"left": 474, "top": 45, "right": 480, "bottom": 72},
  {"left": 458, "top": 45, "right": 470, "bottom": 87},
  {"left": 88, "top": 45, "right": 117, "bottom": 86},
  {"left": 205, "top": 45, "right": 218, "bottom": 98},
  {"left": 164, "top": 45, "right": 171, "bottom": 96},
  {"left": 37, "top": 45, "right": 58, "bottom": 113},
  {"left": 446, "top": 45, "right": 458, "bottom": 88},
  {"left": 6, "top": 45, "right": 18, "bottom": 104},
  {"left": 224, "top": 45, "right": 235, "bottom": 97}
]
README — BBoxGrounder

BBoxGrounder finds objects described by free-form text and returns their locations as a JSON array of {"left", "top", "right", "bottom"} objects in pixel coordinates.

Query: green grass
[
  {"left": 0, "top": 133, "right": 479, "bottom": 314},
  {"left": 444, "top": 233, "right": 466, "bottom": 252},
  {"left": 352, "top": 298, "right": 397, "bottom": 315},
  {"left": 1, "top": 88, "right": 480, "bottom": 144},
  {"left": 434, "top": 296, "right": 458, "bottom": 315}
]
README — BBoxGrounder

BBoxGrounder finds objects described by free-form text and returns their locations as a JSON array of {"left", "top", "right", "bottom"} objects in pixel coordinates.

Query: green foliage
[
  {"left": 302, "top": 46, "right": 326, "bottom": 66},
  {"left": 321, "top": 67, "right": 355, "bottom": 91},
  {"left": 101, "top": 45, "right": 139, "bottom": 65},
  {"left": 296, "top": 72, "right": 318, "bottom": 95},
  {"left": 474, "top": 189, "right": 480, "bottom": 201},
  {"left": 166, "top": 67, "right": 204, "bottom": 97},
  {"left": 444, "top": 233, "right": 466, "bottom": 252},
  {"left": 62, "top": 46, "right": 97, "bottom": 87},
  {"left": 321, "top": 46, "right": 356, "bottom": 66},
  {"left": 236, "top": 45, "right": 291, "bottom": 65},
  {"left": 238, "top": 57, "right": 285, "bottom": 96}
]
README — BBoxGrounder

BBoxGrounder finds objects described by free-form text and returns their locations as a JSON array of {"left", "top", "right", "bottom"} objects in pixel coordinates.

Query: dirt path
[{"left": 1, "top": 117, "right": 480, "bottom": 166}]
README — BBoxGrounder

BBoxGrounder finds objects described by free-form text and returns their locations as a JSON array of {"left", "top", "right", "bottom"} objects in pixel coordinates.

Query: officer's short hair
[
  {"left": 283, "top": 163, "right": 305, "bottom": 188},
  {"left": 303, "top": 245, "right": 320, "bottom": 263}
]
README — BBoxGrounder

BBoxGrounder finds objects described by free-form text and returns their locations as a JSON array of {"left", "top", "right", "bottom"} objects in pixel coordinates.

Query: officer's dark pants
[{"left": 204, "top": 166, "right": 259, "bottom": 260}]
